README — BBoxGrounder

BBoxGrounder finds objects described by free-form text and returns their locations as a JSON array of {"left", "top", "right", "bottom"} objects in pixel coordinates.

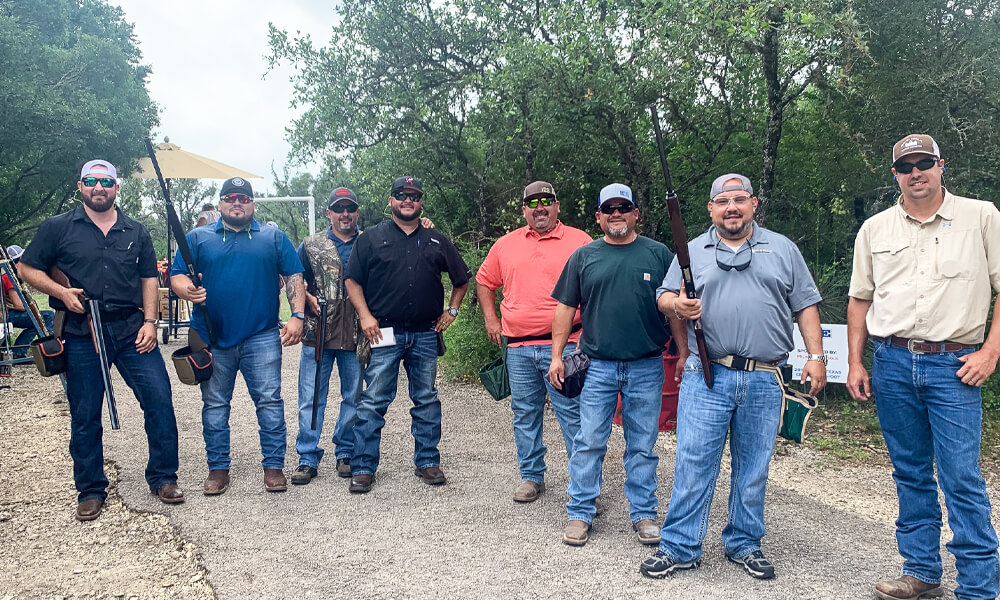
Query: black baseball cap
[
  {"left": 391, "top": 176, "right": 422, "bottom": 195},
  {"left": 328, "top": 187, "right": 359, "bottom": 208},
  {"left": 220, "top": 177, "right": 253, "bottom": 198}
]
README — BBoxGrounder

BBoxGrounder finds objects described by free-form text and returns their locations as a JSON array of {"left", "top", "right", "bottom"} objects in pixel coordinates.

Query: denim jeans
[
  {"left": 63, "top": 324, "right": 178, "bottom": 501},
  {"left": 351, "top": 330, "right": 440, "bottom": 476},
  {"left": 872, "top": 340, "right": 999, "bottom": 600},
  {"left": 199, "top": 328, "right": 286, "bottom": 470},
  {"left": 566, "top": 354, "right": 662, "bottom": 524},
  {"left": 659, "top": 356, "right": 783, "bottom": 562},
  {"left": 6, "top": 308, "right": 54, "bottom": 357},
  {"left": 505, "top": 342, "right": 580, "bottom": 484},
  {"left": 295, "top": 345, "right": 362, "bottom": 468}
]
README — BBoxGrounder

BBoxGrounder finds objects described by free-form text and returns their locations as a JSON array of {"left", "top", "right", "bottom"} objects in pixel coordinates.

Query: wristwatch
[
  {"left": 446, "top": 306, "right": 459, "bottom": 317},
  {"left": 806, "top": 353, "right": 828, "bottom": 365},
  {"left": 291, "top": 312, "right": 306, "bottom": 320}
]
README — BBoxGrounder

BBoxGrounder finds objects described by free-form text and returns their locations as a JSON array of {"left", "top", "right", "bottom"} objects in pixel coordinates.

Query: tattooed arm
[{"left": 281, "top": 273, "right": 305, "bottom": 346}]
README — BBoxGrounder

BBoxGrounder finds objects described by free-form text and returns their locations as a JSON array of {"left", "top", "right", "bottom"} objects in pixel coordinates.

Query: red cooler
[{"left": 612, "top": 350, "right": 679, "bottom": 432}]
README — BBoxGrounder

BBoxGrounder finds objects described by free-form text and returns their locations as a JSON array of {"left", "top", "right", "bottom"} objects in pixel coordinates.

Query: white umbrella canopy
[{"left": 132, "top": 142, "right": 260, "bottom": 180}]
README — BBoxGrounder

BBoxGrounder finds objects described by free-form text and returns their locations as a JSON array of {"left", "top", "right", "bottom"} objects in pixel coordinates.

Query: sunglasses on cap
[
  {"left": 392, "top": 192, "right": 423, "bottom": 202},
  {"left": 598, "top": 202, "right": 635, "bottom": 215},
  {"left": 894, "top": 157, "right": 938, "bottom": 174},
  {"left": 221, "top": 193, "right": 253, "bottom": 204},
  {"left": 80, "top": 176, "right": 116, "bottom": 188},
  {"left": 524, "top": 196, "right": 556, "bottom": 208},
  {"left": 330, "top": 204, "right": 359, "bottom": 214}
]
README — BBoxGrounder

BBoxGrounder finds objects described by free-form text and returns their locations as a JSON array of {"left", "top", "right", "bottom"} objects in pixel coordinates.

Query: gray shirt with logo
[{"left": 657, "top": 223, "right": 821, "bottom": 363}]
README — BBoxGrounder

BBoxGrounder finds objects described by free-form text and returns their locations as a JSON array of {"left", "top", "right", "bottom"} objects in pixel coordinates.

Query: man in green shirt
[{"left": 549, "top": 183, "right": 674, "bottom": 547}]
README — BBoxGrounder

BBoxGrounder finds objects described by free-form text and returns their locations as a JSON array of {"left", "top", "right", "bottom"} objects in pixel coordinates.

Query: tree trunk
[{"left": 757, "top": 3, "right": 785, "bottom": 227}]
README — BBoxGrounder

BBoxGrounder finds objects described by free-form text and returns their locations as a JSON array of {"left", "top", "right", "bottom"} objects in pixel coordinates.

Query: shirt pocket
[
  {"left": 870, "top": 239, "right": 912, "bottom": 284},
  {"left": 935, "top": 227, "right": 979, "bottom": 280}
]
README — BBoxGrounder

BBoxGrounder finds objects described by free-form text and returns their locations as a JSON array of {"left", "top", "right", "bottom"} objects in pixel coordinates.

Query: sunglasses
[
  {"left": 330, "top": 204, "right": 359, "bottom": 214},
  {"left": 392, "top": 192, "right": 423, "bottom": 202},
  {"left": 80, "top": 176, "right": 116, "bottom": 188},
  {"left": 524, "top": 196, "right": 556, "bottom": 208},
  {"left": 710, "top": 195, "right": 752, "bottom": 207},
  {"left": 221, "top": 193, "right": 253, "bottom": 204},
  {"left": 715, "top": 239, "right": 753, "bottom": 272},
  {"left": 894, "top": 158, "right": 938, "bottom": 174},
  {"left": 598, "top": 202, "right": 635, "bottom": 215}
]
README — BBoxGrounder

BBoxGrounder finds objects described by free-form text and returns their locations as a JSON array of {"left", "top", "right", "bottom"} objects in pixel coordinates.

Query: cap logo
[
  {"left": 405, "top": 177, "right": 414, "bottom": 184},
  {"left": 231, "top": 178, "right": 244, "bottom": 186},
  {"left": 335, "top": 188, "right": 352, "bottom": 196},
  {"left": 541, "top": 186, "right": 551, "bottom": 193},
  {"left": 619, "top": 189, "right": 631, "bottom": 199},
  {"left": 902, "top": 139, "right": 921, "bottom": 149}
]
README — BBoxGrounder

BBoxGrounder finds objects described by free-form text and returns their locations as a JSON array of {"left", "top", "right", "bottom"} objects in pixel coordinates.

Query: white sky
[{"left": 112, "top": 1, "right": 339, "bottom": 192}]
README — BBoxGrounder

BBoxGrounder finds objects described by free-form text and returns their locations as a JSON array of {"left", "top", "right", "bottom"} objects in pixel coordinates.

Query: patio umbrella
[{"left": 133, "top": 142, "right": 261, "bottom": 180}]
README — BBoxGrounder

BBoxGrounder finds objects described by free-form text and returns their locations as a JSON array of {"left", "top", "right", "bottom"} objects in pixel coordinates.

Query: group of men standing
[{"left": 15, "top": 131, "right": 999, "bottom": 600}]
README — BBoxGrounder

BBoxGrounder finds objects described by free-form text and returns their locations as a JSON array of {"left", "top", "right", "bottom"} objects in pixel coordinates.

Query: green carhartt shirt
[{"left": 551, "top": 236, "right": 673, "bottom": 360}]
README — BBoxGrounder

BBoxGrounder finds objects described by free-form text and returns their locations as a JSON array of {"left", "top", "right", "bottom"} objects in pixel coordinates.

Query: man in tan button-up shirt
[{"left": 847, "top": 134, "right": 1000, "bottom": 600}]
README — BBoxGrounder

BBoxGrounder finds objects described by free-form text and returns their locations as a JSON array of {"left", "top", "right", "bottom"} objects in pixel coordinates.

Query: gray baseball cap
[
  {"left": 710, "top": 173, "right": 753, "bottom": 200},
  {"left": 598, "top": 183, "right": 634, "bottom": 208}
]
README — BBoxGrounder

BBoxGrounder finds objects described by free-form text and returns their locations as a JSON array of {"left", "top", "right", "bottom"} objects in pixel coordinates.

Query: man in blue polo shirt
[
  {"left": 640, "top": 173, "right": 826, "bottom": 581},
  {"left": 171, "top": 177, "right": 305, "bottom": 495}
]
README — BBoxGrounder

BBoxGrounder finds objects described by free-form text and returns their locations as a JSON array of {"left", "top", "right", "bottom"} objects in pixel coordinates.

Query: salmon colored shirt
[{"left": 476, "top": 222, "right": 593, "bottom": 347}]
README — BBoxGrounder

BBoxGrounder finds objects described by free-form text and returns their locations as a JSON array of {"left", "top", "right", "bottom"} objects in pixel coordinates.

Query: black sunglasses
[
  {"left": 330, "top": 204, "right": 359, "bottom": 214},
  {"left": 716, "top": 238, "right": 753, "bottom": 272},
  {"left": 894, "top": 158, "right": 938, "bottom": 174},
  {"left": 598, "top": 202, "right": 635, "bottom": 215},
  {"left": 524, "top": 196, "right": 556, "bottom": 208},
  {"left": 392, "top": 192, "right": 423, "bottom": 202},
  {"left": 80, "top": 176, "right": 116, "bottom": 188},
  {"left": 221, "top": 193, "right": 253, "bottom": 204}
]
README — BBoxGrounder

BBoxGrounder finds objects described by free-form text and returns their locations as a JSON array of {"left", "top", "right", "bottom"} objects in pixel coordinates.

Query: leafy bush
[{"left": 440, "top": 242, "right": 501, "bottom": 380}]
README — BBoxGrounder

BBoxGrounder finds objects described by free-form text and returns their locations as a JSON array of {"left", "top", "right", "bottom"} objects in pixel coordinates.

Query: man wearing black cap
[
  {"left": 171, "top": 177, "right": 305, "bottom": 495},
  {"left": 848, "top": 135, "right": 1000, "bottom": 600},
  {"left": 344, "top": 176, "right": 471, "bottom": 493},
  {"left": 290, "top": 187, "right": 365, "bottom": 484},
  {"left": 18, "top": 159, "right": 183, "bottom": 520}
]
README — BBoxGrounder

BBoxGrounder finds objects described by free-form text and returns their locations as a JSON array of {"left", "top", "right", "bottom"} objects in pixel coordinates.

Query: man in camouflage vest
[{"left": 291, "top": 188, "right": 365, "bottom": 484}]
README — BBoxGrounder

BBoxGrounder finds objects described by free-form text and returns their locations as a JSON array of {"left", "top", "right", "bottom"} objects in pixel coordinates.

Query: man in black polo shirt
[
  {"left": 18, "top": 159, "right": 183, "bottom": 521},
  {"left": 344, "top": 175, "right": 471, "bottom": 493}
]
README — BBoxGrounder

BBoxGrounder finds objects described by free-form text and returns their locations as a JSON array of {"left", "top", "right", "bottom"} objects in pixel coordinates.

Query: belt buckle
[{"left": 906, "top": 339, "right": 926, "bottom": 354}]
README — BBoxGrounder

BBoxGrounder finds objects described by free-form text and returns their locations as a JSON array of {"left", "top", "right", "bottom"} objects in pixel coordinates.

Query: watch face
[{"left": 447, "top": 307, "right": 459, "bottom": 316}]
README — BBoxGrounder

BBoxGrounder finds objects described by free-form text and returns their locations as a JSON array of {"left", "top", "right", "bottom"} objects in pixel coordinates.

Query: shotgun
[
  {"left": 143, "top": 137, "right": 217, "bottom": 346},
  {"left": 311, "top": 295, "right": 328, "bottom": 430},
  {"left": 649, "top": 106, "right": 714, "bottom": 388},
  {"left": 86, "top": 296, "right": 120, "bottom": 430}
]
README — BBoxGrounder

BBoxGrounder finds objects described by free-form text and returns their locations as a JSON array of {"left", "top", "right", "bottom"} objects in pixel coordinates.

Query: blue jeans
[
  {"left": 351, "top": 330, "right": 440, "bottom": 476},
  {"left": 566, "top": 354, "right": 662, "bottom": 524},
  {"left": 872, "top": 340, "right": 999, "bottom": 600},
  {"left": 63, "top": 325, "right": 178, "bottom": 501},
  {"left": 199, "top": 328, "right": 286, "bottom": 470},
  {"left": 659, "top": 356, "right": 783, "bottom": 562},
  {"left": 295, "top": 345, "right": 362, "bottom": 468},
  {"left": 7, "top": 308, "right": 54, "bottom": 357},
  {"left": 505, "top": 342, "right": 580, "bottom": 484}
]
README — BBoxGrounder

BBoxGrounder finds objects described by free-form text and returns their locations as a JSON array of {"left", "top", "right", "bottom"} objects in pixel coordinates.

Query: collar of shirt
[
  {"left": 71, "top": 205, "right": 131, "bottom": 232},
  {"left": 704, "top": 222, "right": 769, "bottom": 249},
  {"left": 896, "top": 188, "right": 955, "bottom": 224},
  {"left": 328, "top": 226, "right": 360, "bottom": 246},
  {"left": 522, "top": 221, "right": 565, "bottom": 240},
  {"left": 214, "top": 218, "right": 261, "bottom": 234}
]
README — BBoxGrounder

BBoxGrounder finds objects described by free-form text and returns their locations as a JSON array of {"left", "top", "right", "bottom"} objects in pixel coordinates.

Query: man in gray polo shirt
[{"left": 640, "top": 173, "right": 827, "bottom": 581}]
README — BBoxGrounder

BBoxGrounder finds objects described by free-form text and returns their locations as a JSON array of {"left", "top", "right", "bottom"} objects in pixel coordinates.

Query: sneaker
[
  {"left": 290, "top": 464, "right": 318, "bottom": 485},
  {"left": 727, "top": 550, "right": 775, "bottom": 580},
  {"left": 639, "top": 551, "right": 701, "bottom": 579},
  {"left": 336, "top": 458, "right": 352, "bottom": 478}
]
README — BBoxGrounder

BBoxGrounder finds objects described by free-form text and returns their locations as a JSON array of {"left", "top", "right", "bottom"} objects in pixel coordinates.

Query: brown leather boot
[
  {"left": 155, "top": 482, "right": 185, "bottom": 504},
  {"left": 203, "top": 470, "right": 230, "bottom": 496},
  {"left": 263, "top": 468, "right": 287, "bottom": 492},
  {"left": 563, "top": 520, "right": 591, "bottom": 546},
  {"left": 633, "top": 519, "right": 661, "bottom": 545},
  {"left": 513, "top": 480, "right": 545, "bottom": 503},
  {"left": 76, "top": 498, "right": 104, "bottom": 522},
  {"left": 349, "top": 473, "right": 373, "bottom": 494},
  {"left": 874, "top": 575, "right": 944, "bottom": 600}
]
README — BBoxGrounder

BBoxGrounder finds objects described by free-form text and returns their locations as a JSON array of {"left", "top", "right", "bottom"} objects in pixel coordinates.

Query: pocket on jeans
[{"left": 684, "top": 355, "right": 702, "bottom": 372}]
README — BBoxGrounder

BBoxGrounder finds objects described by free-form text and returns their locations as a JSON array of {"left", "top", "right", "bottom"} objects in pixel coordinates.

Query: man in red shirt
[{"left": 477, "top": 181, "right": 593, "bottom": 503}]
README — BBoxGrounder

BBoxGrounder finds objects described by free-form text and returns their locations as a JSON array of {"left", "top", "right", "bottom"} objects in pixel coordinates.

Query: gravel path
[{"left": 3, "top": 338, "right": 998, "bottom": 599}]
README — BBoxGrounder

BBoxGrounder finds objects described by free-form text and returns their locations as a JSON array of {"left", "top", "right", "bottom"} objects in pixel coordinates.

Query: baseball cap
[
  {"left": 523, "top": 181, "right": 557, "bottom": 202},
  {"left": 893, "top": 134, "right": 940, "bottom": 163},
  {"left": 220, "top": 177, "right": 253, "bottom": 198},
  {"left": 80, "top": 159, "right": 118, "bottom": 179},
  {"left": 329, "top": 187, "right": 359, "bottom": 208},
  {"left": 710, "top": 173, "right": 753, "bottom": 200},
  {"left": 598, "top": 183, "right": 634, "bottom": 208},
  {"left": 6, "top": 245, "right": 24, "bottom": 261},
  {"left": 391, "top": 176, "right": 422, "bottom": 195}
]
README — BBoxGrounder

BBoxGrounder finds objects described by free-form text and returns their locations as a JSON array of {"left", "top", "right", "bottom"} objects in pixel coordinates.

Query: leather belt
[
  {"left": 881, "top": 336, "right": 977, "bottom": 354},
  {"left": 507, "top": 323, "right": 582, "bottom": 344},
  {"left": 712, "top": 354, "right": 787, "bottom": 372}
]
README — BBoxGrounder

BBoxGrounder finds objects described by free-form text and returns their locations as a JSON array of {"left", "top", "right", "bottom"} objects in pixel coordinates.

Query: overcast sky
[{"left": 112, "top": 1, "right": 339, "bottom": 192}]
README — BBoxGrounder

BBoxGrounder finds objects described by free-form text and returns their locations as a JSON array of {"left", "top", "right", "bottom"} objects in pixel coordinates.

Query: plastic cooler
[{"left": 612, "top": 350, "right": 680, "bottom": 432}]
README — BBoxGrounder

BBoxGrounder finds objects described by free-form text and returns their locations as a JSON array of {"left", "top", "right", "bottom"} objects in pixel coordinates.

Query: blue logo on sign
[{"left": 822, "top": 329, "right": 831, "bottom": 338}]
